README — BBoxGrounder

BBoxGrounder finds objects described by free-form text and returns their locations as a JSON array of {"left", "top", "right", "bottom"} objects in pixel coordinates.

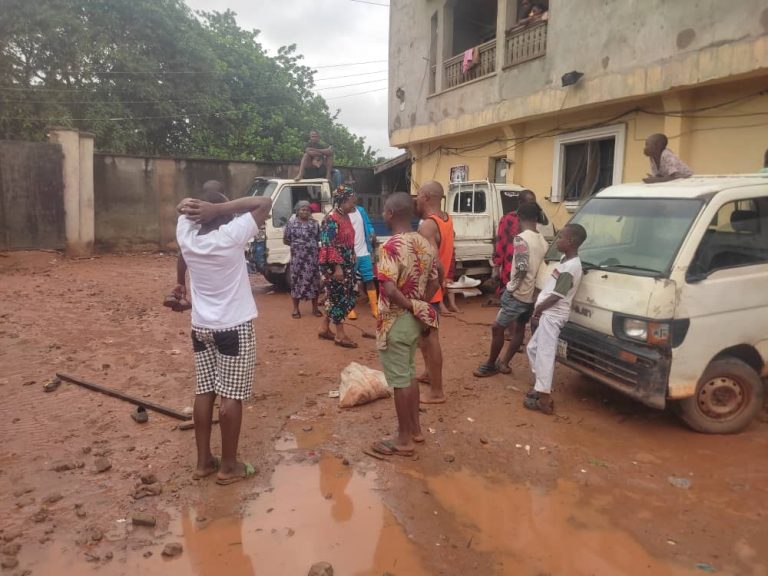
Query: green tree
[{"left": 0, "top": 0, "right": 377, "bottom": 165}]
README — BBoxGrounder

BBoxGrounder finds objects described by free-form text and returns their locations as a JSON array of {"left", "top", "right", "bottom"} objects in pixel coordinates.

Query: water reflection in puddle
[
  {"left": 164, "top": 454, "right": 427, "bottom": 575},
  {"left": 426, "top": 469, "right": 700, "bottom": 576}
]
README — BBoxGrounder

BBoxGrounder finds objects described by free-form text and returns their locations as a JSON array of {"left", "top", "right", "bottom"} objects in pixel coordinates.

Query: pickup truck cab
[
  {"left": 247, "top": 177, "right": 332, "bottom": 287},
  {"left": 542, "top": 175, "right": 768, "bottom": 433},
  {"left": 447, "top": 180, "right": 555, "bottom": 280}
]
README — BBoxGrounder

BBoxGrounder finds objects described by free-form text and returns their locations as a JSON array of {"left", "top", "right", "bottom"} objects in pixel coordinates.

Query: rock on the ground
[
  {"left": 43, "top": 493, "right": 63, "bottom": 505},
  {"left": 140, "top": 473, "right": 158, "bottom": 485},
  {"left": 444, "top": 453, "right": 456, "bottom": 463},
  {"left": 133, "top": 484, "right": 163, "bottom": 500},
  {"left": 668, "top": 476, "right": 692, "bottom": 490},
  {"left": 131, "top": 514, "right": 157, "bottom": 527},
  {"left": 1, "top": 532, "right": 22, "bottom": 543},
  {"left": 0, "top": 543, "right": 20, "bottom": 556},
  {"left": 52, "top": 461, "right": 84, "bottom": 472},
  {"left": 31, "top": 509, "right": 49, "bottom": 523},
  {"left": 89, "top": 528, "right": 103, "bottom": 542},
  {"left": 308, "top": 561, "right": 334, "bottom": 576},
  {"left": 93, "top": 457, "right": 112, "bottom": 473},
  {"left": 161, "top": 542, "right": 183, "bottom": 558},
  {"left": 0, "top": 556, "right": 19, "bottom": 569}
]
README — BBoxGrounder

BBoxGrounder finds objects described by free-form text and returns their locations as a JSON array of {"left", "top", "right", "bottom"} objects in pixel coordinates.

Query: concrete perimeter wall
[
  {"left": 94, "top": 155, "right": 375, "bottom": 251},
  {"left": 0, "top": 141, "right": 65, "bottom": 250}
]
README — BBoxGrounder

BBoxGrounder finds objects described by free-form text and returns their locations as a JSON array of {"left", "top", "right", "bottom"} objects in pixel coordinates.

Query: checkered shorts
[{"left": 191, "top": 321, "right": 255, "bottom": 400}]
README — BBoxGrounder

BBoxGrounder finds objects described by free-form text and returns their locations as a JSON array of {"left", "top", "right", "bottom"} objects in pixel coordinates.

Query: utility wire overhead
[{"left": 349, "top": 0, "right": 389, "bottom": 6}]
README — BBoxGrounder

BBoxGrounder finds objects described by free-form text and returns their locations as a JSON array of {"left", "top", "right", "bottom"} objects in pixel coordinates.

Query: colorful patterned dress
[
  {"left": 319, "top": 210, "right": 357, "bottom": 324},
  {"left": 284, "top": 217, "right": 320, "bottom": 301}
]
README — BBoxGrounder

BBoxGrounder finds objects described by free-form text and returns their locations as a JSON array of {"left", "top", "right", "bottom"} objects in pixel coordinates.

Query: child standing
[
  {"left": 371, "top": 193, "right": 440, "bottom": 457},
  {"left": 524, "top": 223, "right": 587, "bottom": 415}
]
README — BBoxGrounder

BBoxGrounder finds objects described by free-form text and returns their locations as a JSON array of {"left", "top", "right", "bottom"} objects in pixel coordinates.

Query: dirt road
[{"left": 1, "top": 252, "right": 766, "bottom": 576}]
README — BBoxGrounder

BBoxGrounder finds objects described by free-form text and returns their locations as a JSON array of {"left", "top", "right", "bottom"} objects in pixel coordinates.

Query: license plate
[{"left": 557, "top": 338, "right": 568, "bottom": 359}]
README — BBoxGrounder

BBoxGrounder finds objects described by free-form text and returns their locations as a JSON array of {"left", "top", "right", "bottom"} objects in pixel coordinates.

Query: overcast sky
[{"left": 185, "top": 0, "right": 399, "bottom": 159}]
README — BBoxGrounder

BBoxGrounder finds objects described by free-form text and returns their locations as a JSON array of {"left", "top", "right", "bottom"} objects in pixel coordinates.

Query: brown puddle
[
  {"left": 426, "top": 469, "right": 701, "bottom": 576},
  {"left": 30, "top": 453, "right": 428, "bottom": 576}
]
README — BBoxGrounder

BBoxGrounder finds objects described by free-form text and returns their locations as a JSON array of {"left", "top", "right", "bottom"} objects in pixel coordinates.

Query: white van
[
  {"left": 247, "top": 177, "right": 332, "bottom": 287},
  {"left": 447, "top": 180, "right": 555, "bottom": 280},
  {"left": 542, "top": 175, "right": 768, "bottom": 433}
]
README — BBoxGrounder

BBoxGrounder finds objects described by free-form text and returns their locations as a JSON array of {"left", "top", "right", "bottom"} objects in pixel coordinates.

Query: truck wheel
[{"left": 676, "top": 358, "right": 765, "bottom": 434}]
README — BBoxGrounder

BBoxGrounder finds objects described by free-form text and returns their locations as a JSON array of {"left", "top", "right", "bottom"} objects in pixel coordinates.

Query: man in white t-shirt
[
  {"left": 347, "top": 202, "right": 378, "bottom": 319},
  {"left": 524, "top": 223, "right": 587, "bottom": 415},
  {"left": 474, "top": 204, "right": 549, "bottom": 377},
  {"left": 174, "top": 181, "right": 271, "bottom": 485}
]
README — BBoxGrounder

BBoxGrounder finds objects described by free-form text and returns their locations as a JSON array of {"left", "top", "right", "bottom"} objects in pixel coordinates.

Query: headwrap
[
  {"left": 294, "top": 200, "right": 311, "bottom": 214},
  {"left": 332, "top": 184, "right": 355, "bottom": 207}
]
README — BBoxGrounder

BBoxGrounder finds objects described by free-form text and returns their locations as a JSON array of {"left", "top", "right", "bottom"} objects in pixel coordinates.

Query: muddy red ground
[{"left": 1, "top": 252, "right": 767, "bottom": 576}]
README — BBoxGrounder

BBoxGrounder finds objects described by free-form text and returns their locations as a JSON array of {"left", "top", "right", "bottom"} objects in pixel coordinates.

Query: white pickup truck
[
  {"left": 246, "top": 177, "right": 332, "bottom": 287},
  {"left": 543, "top": 175, "right": 768, "bottom": 433},
  {"left": 447, "top": 180, "right": 555, "bottom": 280}
]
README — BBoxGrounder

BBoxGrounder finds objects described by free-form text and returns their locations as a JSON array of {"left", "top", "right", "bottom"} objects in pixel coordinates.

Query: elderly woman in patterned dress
[
  {"left": 318, "top": 185, "right": 358, "bottom": 348},
  {"left": 283, "top": 200, "right": 321, "bottom": 319}
]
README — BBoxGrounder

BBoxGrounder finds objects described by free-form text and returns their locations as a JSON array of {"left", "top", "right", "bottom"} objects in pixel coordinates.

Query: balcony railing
[
  {"left": 442, "top": 39, "right": 496, "bottom": 90},
  {"left": 505, "top": 20, "right": 547, "bottom": 67}
]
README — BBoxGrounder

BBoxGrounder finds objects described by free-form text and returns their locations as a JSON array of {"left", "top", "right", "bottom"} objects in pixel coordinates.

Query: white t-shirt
[
  {"left": 506, "top": 229, "right": 549, "bottom": 303},
  {"left": 176, "top": 213, "right": 259, "bottom": 330},
  {"left": 536, "top": 255, "right": 583, "bottom": 318},
  {"left": 348, "top": 208, "right": 370, "bottom": 258}
]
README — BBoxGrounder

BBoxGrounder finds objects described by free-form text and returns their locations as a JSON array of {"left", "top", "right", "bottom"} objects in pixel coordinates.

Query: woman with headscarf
[
  {"left": 283, "top": 200, "right": 321, "bottom": 319},
  {"left": 318, "top": 185, "right": 358, "bottom": 348}
]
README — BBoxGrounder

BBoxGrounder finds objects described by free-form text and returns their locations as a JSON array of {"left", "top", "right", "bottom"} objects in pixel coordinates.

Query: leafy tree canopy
[{"left": 0, "top": 0, "right": 377, "bottom": 165}]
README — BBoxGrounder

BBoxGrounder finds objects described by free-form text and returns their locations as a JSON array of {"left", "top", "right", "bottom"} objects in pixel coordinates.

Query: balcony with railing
[
  {"left": 505, "top": 19, "right": 548, "bottom": 67},
  {"left": 442, "top": 39, "right": 496, "bottom": 91}
]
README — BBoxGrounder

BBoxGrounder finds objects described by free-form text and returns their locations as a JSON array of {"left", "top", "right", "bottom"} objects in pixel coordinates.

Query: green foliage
[{"left": 0, "top": 0, "right": 377, "bottom": 165}]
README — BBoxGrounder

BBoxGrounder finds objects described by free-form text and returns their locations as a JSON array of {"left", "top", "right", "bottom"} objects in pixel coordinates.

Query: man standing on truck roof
[
  {"left": 296, "top": 129, "right": 333, "bottom": 181},
  {"left": 415, "top": 181, "right": 450, "bottom": 404},
  {"left": 643, "top": 133, "right": 693, "bottom": 183}
]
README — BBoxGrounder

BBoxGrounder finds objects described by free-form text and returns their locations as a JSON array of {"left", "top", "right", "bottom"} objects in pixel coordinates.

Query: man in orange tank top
[{"left": 415, "top": 181, "right": 452, "bottom": 404}]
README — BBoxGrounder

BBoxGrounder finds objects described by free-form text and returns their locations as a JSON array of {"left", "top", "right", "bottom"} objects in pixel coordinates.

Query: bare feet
[
  {"left": 412, "top": 432, "right": 425, "bottom": 443},
  {"left": 192, "top": 456, "right": 219, "bottom": 480},
  {"left": 420, "top": 392, "right": 446, "bottom": 404},
  {"left": 416, "top": 373, "right": 430, "bottom": 385}
]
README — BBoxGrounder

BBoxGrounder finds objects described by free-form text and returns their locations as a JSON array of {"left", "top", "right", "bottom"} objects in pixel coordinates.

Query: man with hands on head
[{"left": 174, "top": 180, "right": 271, "bottom": 486}]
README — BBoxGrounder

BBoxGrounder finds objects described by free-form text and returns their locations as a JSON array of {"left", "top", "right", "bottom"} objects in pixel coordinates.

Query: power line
[
  {"left": 309, "top": 59, "right": 387, "bottom": 69},
  {"left": 315, "top": 69, "right": 387, "bottom": 81},
  {"left": 323, "top": 87, "right": 388, "bottom": 100},
  {"left": 315, "top": 78, "right": 388, "bottom": 90},
  {"left": 349, "top": 0, "right": 389, "bottom": 5}
]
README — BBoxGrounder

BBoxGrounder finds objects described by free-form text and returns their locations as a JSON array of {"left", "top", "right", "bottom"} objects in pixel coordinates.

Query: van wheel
[{"left": 677, "top": 358, "right": 764, "bottom": 434}]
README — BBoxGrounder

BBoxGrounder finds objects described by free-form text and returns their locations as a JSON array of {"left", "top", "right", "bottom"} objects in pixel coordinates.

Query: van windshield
[{"left": 546, "top": 197, "right": 703, "bottom": 277}]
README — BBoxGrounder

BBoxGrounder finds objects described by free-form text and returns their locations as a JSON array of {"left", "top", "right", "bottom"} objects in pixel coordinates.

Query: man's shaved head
[
  {"left": 519, "top": 189, "right": 536, "bottom": 204},
  {"left": 384, "top": 192, "right": 414, "bottom": 219},
  {"left": 201, "top": 180, "right": 228, "bottom": 204},
  {"left": 644, "top": 133, "right": 668, "bottom": 157},
  {"left": 420, "top": 180, "right": 444, "bottom": 200}
]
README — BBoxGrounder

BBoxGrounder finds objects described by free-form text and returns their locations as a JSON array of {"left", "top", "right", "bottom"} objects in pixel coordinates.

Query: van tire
[{"left": 676, "top": 358, "right": 764, "bottom": 434}]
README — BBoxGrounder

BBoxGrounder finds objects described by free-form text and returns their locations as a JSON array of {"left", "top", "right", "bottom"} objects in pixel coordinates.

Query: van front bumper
[{"left": 557, "top": 323, "right": 670, "bottom": 409}]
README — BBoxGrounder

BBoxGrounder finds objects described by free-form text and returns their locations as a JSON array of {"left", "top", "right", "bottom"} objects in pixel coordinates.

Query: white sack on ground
[{"left": 339, "top": 362, "right": 390, "bottom": 408}]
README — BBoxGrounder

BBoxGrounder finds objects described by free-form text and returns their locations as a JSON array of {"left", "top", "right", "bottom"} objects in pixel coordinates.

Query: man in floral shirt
[{"left": 371, "top": 193, "right": 440, "bottom": 457}]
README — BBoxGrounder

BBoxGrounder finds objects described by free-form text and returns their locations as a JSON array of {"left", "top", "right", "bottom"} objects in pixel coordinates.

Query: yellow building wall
[{"left": 409, "top": 76, "right": 768, "bottom": 229}]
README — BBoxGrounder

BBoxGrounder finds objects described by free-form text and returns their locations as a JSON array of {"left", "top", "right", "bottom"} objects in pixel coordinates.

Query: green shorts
[{"left": 378, "top": 313, "right": 421, "bottom": 389}]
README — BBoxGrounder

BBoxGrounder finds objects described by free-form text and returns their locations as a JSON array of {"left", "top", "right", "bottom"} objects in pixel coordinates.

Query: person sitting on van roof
[
  {"left": 761, "top": 148, "right": 768, "bottom": 173},
  {"left": 643, "top": 133, "right": 693, "bottom": 183},
  {"left": 296, "top": 129, "right": 333, "bottom": 181}
]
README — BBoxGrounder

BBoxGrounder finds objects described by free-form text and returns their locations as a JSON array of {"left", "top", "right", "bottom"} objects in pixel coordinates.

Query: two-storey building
[{"left": 388, "top": 0, "right": 768, "bottom": 225}]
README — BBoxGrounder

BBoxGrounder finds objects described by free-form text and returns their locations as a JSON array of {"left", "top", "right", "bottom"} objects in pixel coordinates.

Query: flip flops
[
  {"left": 371, "top": 439, "right": 415, "bottom": 457},
  {"left": 473, "top": 363, "right": 499, "bottom": 378},
  {"left": 292, "top": 311, "right": 301, "bottom": 319},
  {"left": 335, "top": 339, "right": 358, "bottom": 349},
  {"left": 192, "top": 456, "right": 220, "bottom": 480},
  {"left": 318, "top": 330, "right": 335, "bottom": 341},
  {"left": 496, "top": 362, "right": 512, "bottom": 375},
  {"left": 523, "top": 393, "right": 554, "bottom": 415},
  {"left": 215, "top": 462, "right": 258, "bottom": 486}
]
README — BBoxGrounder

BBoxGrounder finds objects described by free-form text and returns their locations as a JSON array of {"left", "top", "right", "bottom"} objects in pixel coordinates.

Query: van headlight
[{"left": 618, "top": 317, "right": 670, "bottom": 345}]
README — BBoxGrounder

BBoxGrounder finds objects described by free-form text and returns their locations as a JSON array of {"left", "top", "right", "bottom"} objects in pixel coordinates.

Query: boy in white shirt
[
  {"left": 474, "top": 204, "right": 549, "bottom": 377},
  {"left": 174, "top": 181, "right": 271, "bottom": 484},
  {"left": 524, "top": 223, "right": 587, "bottom": 415}
]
